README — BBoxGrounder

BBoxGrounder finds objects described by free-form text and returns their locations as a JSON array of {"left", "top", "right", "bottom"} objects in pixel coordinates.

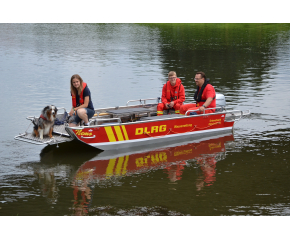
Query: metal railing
[
  {"left": 26, "top": 107, "right": 67, "bottom": 122},
  {"left": 185, "top": 106, "right": 225, "bottom": 115},
  {"left": 126, "top": 98, "right": 160, "bottom": 106},
  {"left": 89, "top": 117, "right": 122, "bottom": 126}
]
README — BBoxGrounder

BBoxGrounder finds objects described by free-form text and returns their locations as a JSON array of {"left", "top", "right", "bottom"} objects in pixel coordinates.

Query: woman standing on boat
[{"left": 69, "top": 74, "right": 94, "bottom": 127}]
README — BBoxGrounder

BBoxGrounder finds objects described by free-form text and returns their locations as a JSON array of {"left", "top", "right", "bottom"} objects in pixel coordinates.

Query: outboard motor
[{"left": 216, "top": 93, "right": 226, "bottom": 111}]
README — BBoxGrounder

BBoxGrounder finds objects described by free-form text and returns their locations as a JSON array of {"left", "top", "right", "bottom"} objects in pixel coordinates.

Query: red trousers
[
  {"left": 180, "top": 104, "right": 215, "bottom": 115},
  {"left": 157, "top": 103, "right": 182, "bottom": 115}
]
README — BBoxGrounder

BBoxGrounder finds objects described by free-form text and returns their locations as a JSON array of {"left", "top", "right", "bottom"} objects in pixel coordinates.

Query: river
[{"left": 1, "top": 23, "right": 290, "bottom": 218}]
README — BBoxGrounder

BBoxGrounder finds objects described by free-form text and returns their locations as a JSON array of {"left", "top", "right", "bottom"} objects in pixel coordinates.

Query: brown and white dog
[{"left": 33, "top": 105, "right": 58, "bottom": 139}]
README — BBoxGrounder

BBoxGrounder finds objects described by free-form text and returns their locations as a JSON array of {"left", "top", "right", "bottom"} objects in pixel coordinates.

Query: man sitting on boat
[
  {"left": 180, "top": 71, "right": 216, "bottom": 115},
  {"left": 157, "top": 71, "right": 185, "bottom": 116}
]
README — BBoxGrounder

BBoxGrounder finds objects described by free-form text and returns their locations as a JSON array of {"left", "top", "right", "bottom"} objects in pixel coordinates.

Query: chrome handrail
[
  {"left": 185, "top": 106, "right": 225, "bottom": 115},
  {"left": 26, "top": 107, "right": 67, "bottom": 121},
  {"left": 88, "top": 117, "right": 122, "bottom": 126},
  {"left": 126, "top": 98, "right": 159, "bottom": 106}
]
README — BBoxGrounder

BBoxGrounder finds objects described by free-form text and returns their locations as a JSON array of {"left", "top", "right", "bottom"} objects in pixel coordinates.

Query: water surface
[{"left": 1, "top": 23, "right": 290, "bottom": 216}]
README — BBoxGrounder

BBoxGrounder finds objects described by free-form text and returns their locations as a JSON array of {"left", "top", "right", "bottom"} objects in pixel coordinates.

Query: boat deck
[
  {"left": 106, "top": 107, "right": 154, "bottom": 116},
  {"left": 14, "top": 113, "right": 72, "bottom": 145},
  {"left": 15, "top": 131, "right": 72, "bottom": 145},
  {"left": 53, "top": 124, "right": 70, "bottom": 136}
]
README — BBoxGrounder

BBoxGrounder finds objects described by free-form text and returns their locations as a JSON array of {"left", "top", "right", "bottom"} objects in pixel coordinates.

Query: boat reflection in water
[{"left": 71, "top": 133, "right": 234, "bottom": 215}]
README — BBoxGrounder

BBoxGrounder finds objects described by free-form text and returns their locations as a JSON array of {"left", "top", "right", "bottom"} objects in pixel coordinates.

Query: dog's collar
[{"left": 39, "top": 114, "right": 48, "bottom": 121}]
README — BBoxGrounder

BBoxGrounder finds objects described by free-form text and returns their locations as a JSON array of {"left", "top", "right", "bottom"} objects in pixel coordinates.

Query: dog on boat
[{"left": 33, "top": 105, "right": 58, "bottom": 140}]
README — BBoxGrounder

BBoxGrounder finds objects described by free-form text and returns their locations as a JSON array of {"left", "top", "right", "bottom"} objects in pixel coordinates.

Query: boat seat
[{"left": 106, "top": 107, "right": 153, "bottom": 116}]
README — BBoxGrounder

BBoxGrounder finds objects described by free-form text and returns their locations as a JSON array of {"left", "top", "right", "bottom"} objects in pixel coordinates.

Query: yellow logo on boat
[
  {"left": 174, "top": 124, "right": 192, "bottom": 128},
  {"left": 209, "top": 119, "right": 221, "bottom": 126},
  {"left": 135, "top": 125, "right": 167, "bottom": 135},
  {"left": 104, "top": 126, "right": 129, "bottom": 142},
  {"left": 75, "top": 130, "right": 93, "bottom": 136}
]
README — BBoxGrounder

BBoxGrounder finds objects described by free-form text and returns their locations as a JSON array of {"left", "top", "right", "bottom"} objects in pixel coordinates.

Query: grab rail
[
  {"left": 126, "top": 98, "right": 159, "bottom": 106},
  {"left": 26, "top": 107, "right": 67, "bottom": 122},
  {"left": 185, "top": 106, "right": 224, "bottom": 115},
  {"left": 81, "top": 135, "right": 96, "bottom": 139},
  {"left": 184, "top": 108, "right": 250, "bottom": 122},
  {"left": 89, "top": 117, "right": 122, "bottom": 126}
]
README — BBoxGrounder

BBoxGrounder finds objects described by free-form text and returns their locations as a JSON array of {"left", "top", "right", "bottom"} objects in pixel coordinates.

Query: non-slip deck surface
[
  {"left": 53, "top": 124, "right": 70, "bottom": 136},
  {"left": 106, "top": 107, "right": 152, "bottom": 115},
  {"left": 15, "top": 132, "right": 72, "bottom": 145}
]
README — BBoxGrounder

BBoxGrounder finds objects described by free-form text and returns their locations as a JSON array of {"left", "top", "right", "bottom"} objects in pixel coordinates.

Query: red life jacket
[
  {"left": 72, "top": 82, "right": 87, "bottom": 108},
  {"left": 166, "top": 78, "right": 182, "bottom": 101},
  {"left": 195, "top": 84, "right": 216, "bottom": 111}
]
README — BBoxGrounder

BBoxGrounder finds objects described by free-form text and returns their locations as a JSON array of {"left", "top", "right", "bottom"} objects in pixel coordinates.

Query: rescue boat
[{"left": 14, "top": 94, "right": 250, "bottom": 151}]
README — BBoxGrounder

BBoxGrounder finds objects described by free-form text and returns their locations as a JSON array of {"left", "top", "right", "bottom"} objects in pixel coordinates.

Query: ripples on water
[{"left": 1, "top": 23, "right": 290, "bottom": 217}]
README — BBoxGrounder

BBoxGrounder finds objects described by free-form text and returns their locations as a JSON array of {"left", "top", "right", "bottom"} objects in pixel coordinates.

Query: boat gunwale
[{"left": 66, "top": 108, "right": 244, "bottom": 130}]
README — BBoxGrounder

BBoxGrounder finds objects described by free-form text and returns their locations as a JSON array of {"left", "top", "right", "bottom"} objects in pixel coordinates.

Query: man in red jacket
[
  {"left": 180, "top": 71, "right": 216, "bottom": 115},
  {"left": 157, "top": 71, "right": 185, "bottom": 116}
]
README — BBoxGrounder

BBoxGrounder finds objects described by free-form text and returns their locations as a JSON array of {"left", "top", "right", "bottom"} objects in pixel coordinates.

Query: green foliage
[{"left": 139, "top": 23, "right": 290, "bottom": 93}]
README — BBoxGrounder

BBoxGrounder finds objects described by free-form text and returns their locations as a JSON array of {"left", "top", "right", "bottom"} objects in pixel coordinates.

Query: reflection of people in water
[
  {"left": 165, "top": 161, "right": 187, "bottom": 182},
  {"left": 196, "top": 155, "right": 217, "bottom": 191},
  {"left": 71, "top": 169, "right": 94, "bottom": 216}
]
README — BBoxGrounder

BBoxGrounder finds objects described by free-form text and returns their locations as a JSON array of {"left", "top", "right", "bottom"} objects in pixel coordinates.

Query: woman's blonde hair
[{"left": 70, "top": 74, "right": 84, "bottom": 96}]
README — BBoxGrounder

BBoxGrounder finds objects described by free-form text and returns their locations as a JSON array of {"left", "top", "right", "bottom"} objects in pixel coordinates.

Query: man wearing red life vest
[
  {"left": 180, "top": 71, "right": 216, "bottom": 115},
  {"left": 157, "top": 71, "right": 185, "bottom": 116}
]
